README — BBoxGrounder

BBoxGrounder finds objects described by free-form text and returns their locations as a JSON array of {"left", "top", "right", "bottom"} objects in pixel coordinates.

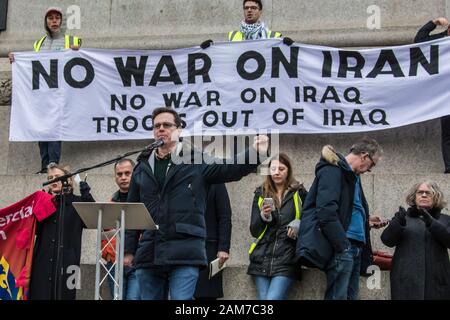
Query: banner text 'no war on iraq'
[{"left": 9, "top": 38, "right": 450, "bottom": 141}]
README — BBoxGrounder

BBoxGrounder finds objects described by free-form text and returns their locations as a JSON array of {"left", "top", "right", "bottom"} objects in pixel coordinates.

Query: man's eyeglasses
[
  {"left": 416, "top": 190, "right": 432, "bottom": 197},
  {"left": 153, "top": 122, "right": 177, "bottom": 129},
  {"left": 244, "top": 5, "right": 259, "bottom": 10},
  {"left": 365, "top": 153, "right": 376, "bottom": 172}
]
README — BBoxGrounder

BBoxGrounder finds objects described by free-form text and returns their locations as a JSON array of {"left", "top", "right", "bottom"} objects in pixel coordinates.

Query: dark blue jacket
[
  {"left": 125, "top": 144, "right": 259, "bottom": 269},
  {"left": 296, "top": 146, "right": 373, "bottom": 274}
]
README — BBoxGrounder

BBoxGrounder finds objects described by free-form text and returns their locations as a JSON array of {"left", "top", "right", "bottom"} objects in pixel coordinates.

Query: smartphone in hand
[{"left": 263, "top": 198, "right": 275, "bottom": 211}]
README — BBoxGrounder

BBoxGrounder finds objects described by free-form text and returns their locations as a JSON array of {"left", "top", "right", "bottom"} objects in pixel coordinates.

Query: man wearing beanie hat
[{"left": 9, "top": 6, "right": 82, "bottom": 174}]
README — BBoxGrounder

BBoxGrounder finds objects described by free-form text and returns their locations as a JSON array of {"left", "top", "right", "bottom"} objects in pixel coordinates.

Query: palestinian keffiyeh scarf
[{"left": 239, "top": 21, "right": 269, "bottom": 40}]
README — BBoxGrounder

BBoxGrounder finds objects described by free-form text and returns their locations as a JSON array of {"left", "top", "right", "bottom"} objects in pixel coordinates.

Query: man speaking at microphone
[{"left": 125, "top": 107, "right": 269, "bottom": 300}]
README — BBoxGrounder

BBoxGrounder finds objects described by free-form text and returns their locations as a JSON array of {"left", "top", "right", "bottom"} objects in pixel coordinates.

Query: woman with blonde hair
[
  {"left": 247, "top": 153, "right": 307, "bottom": 300},
  {"left": 381, "top": 181, "right": 450, "bottom": 299}
]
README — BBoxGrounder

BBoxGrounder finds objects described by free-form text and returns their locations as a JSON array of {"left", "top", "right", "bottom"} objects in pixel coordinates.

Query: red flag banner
[{"left": 0, "top": 191, "right": 56, "bottom": 300}]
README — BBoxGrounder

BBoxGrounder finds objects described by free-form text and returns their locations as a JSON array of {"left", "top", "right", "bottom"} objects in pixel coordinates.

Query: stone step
[{"left": 76, "top": 264, "right": 391, "bottom": 300}]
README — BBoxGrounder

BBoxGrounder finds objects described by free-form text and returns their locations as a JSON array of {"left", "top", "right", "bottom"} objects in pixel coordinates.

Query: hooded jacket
[
  {"left": 34, "top": 7, "right": 81, "bottom": 52},
  {"left": 296, "top": 146, "right": 373, "bottom": 274}
]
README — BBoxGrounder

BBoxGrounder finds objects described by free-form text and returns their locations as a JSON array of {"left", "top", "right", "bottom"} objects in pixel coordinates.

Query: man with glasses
[
  {"left": 200, "top": 1, "right": 293, "bottom": 50},
  {"left": 297, "top": 138, "right": 387, "bottom": 300},
  {"left": 125, "top": 107, "right": 269, "bottom": 300},
  {"left": 414, "top": 17, "right": 450, "bottom": 174}
]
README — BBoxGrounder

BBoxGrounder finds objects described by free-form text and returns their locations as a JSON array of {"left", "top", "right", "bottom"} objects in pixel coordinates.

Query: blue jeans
[
  {"left": 38, "top": 141, "right": 61, "bottom": 170},
  {"left": 106, "top": 262, "right": 141, "bottom": 300},
  {"left": 253, "top": 275, "right": 294, "bottom": 300},
  {"left": 324, "top": 245, "right": 362, "bottom": 300},
  {"left": 136, "top": 266, "right": 199, "bottom": 300}
]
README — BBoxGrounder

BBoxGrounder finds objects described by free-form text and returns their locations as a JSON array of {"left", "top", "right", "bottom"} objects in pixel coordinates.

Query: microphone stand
[{"left": 43, "top": 140, "right": 162, "bottom": 300}]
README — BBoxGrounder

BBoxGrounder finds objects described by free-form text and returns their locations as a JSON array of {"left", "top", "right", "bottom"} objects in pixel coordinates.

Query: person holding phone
[{"left": 247, "top": 153, "right": 307, "bottom": 300}]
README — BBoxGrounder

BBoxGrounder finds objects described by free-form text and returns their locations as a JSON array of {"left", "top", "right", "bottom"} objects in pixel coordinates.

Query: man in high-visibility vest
[
  {"left": 200, "top": 0, "right": 293, "bottom": 49},
  {"left": 228, "top": 0, "right": 283, "bottom": 42},
  {"left": 9, "top": 7, "right": 82, "bottom": 173}
]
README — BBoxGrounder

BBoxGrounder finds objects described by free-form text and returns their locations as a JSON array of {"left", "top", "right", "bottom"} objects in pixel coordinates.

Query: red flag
[{"left": 0, "top": 191, "right": 56, "bottom": 300}]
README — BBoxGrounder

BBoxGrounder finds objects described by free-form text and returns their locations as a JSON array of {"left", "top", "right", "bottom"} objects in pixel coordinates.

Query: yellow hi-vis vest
[
  {"left": 248, "top": 191, "right": 301, "bottom": 255},
  {"left": 228, "top": 30, "right": 282, "bottom": 41},
  {"left": 33, "top": 34, "right": 82, "bottom": 52}
]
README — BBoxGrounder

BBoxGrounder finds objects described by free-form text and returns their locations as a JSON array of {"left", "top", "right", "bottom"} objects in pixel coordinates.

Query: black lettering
[
  {"left": 206, "top": 91, "right": 221, "bottom": 106},
  {"left": 241, "top": 88, "right": 257, "bottom": 103},
  {"left": 142, "top": 115, "right": 153, "bottom": 131},
  {"left": 260, "top": 87, "right": 276, "bottom": 103},
  {"left": 222, "top": 112, "right": 237, "bottom": 127},
  {"left": 338, "top": 51, "right": 365, "bottom": 78},
  {"left": 149, "top": 56, "right": 182, "bottom": 86},
  {"left": 273, "top": 108, "right": 289, "bottom": 125},
  {"left": 203, "top": 111, "right": 218, "bottom": 127},
  {"left": 188, "top": 53, "right": 212, "bottom": 84},
  {"left": 64, "top": 58, "right": 94, "bottom": 88},
  {"left": 114, "top": 56, "right": 148, "bottom": 87},
  {"left": 237, "top": 51, "right": 266, "bottom": 80},
  {"left": 321, "top": 86, "right": 341, "bottom": 103},
  {"left": 123, "top": 116, "right": 138, "bottom": 132},
  {"left": 293, "top": 109, "right": 304, "bottom": 125},
  {"left": 409, "top": 45, "right": 439, "bottom": 76},
  {"left": 348, "top": 109, "right": 367, "bottom": 126},
  {"left": 162, "top": 92, "right": 183, "bottom": 108},
  {"left": 369, "top": 109, "right": 389, "bottom": 125},
  {"left": 304, "top": 86, "right": 317, "bottom": 102},
  {"left": 322, "top": 51, "right": 332, "bottom": 77},
  {"left": 367, "top": 50, "right": 405, "bottom": 78},
  {"left": 130, "top": 95, "right": 145, "bottom": 110},
  {"left": 271, "top": 47, "right": 299, "bottom": 78},
  {"left": 92, "top": 117, "right": 104, "bottom": 133},
  {"left": 107, "top": 117, "right": 119, "bottom": 133},
  {"left": 111, "top": 94, "right": 127, "bottom": 111},
  {"left": 344, "top": 87, "right": 362, "bottom": 104},
  {"left": 241, "top": 110, "right": 253, "bottom": 126},
  {"left": 323, "top": 109, "right": 329, "bottom": 125},
  {"left": 184, "top": 92, "right": 202, "bottom": 107},
  {"left": 32, "top": 59, "right": 58, "bottom": 90},
  {"left": 332, "top": 109, "right": 345, "bottom": 125}
]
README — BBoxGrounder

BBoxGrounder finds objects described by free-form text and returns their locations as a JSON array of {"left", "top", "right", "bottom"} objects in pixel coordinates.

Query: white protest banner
[{"left": 9, "top": 38, "right": 450, "bottom": 141}]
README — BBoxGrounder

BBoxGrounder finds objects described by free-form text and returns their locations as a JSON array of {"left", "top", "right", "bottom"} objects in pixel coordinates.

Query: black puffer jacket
[
  {"left": 247, "top": 184, "right": 307, "bottom": 279},
  {"left": 125, "top": 144, "right": 259, "bottom": 269}
]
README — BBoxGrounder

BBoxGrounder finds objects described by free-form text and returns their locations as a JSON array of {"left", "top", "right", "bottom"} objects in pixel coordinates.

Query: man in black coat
[
  {"left": 124, "top": 107, "right": 268, "bottom": 300},
  {"left": 297, "top": 138, "right": 387, "bottom": 300},
  {"left": 194, "top": 183, "right": 232, "bottom": 300},
  {"left": 414, "top": 17, "right": 450, "bottom": 174}
]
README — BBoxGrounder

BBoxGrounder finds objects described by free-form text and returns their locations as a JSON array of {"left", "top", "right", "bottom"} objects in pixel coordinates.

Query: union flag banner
[{"left": 0, "top": 191, "right": 56, "bottom": 300}]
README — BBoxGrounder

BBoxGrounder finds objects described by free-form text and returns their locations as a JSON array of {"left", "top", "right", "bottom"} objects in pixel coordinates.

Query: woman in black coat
[
  {"left": 381, "top": 181, "right": 450, "bottom": 300},
  {"left": 194, "top": 183, "right": 232, "bottom": 300},
  {"left": 29, "top": 164, "right": 94, "bottom": 300},
  {"left": 248, "top": 153, "right": 307, "bottom": 300}
]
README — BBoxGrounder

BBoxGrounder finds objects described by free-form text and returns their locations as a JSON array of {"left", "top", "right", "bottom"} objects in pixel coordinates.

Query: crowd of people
[{"left": 5, "top": 1, "right": 450, "bottom": 301}]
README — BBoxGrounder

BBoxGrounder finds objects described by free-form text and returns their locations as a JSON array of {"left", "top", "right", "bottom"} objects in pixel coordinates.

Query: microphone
[{"left": 145, "top": 139, "right": 164, "bottom": 151}]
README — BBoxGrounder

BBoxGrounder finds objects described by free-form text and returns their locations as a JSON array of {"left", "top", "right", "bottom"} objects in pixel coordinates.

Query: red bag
[{"left": 372, "top": 250, "right": 393, "bottom": 270}]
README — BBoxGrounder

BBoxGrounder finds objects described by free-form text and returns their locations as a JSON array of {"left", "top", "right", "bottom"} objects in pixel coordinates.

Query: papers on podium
[{"left": 209, "top": 258, "right": 228, "bottom": 279}]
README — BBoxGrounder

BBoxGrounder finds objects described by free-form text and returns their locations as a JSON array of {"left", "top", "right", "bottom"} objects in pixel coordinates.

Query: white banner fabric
[{"left": 9, "top": 38, "right": 450, "bottom": 141}]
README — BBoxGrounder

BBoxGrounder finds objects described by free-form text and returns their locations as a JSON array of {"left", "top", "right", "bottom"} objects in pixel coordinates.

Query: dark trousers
[
  {"left": 442, "top": 116, "right": 450, "bottom": 172},
  {"left": 38, "top": 141, "right": 61, "bottom": 170}
]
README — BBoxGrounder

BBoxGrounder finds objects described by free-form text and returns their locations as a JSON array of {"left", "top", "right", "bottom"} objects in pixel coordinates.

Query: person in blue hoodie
[{"left": 297, "top": 138, "right": 388, "bottom": 300}]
